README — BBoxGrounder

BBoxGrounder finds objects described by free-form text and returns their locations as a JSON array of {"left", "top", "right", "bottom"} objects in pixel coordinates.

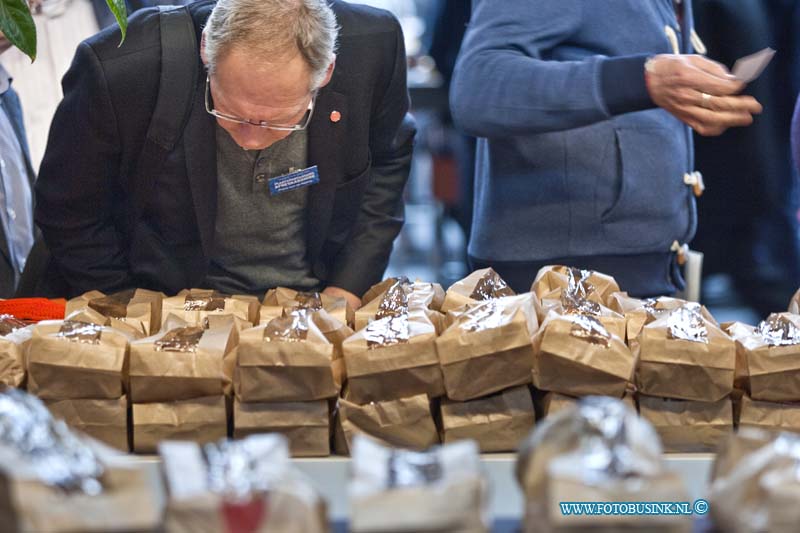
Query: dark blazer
[
  {"left": 35, "top": 0, "right": 415, "bottom": 298},
  {"left": 0, "top": 85, "right": 36, "bottom": 298}
]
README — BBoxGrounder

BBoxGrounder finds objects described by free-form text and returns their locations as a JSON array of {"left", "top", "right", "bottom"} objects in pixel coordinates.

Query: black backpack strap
[
  {"left": 132, "top": 4, "right": 199, "bottom": 217},
  {"left": 18, "top": 5, "right": 200, "bottom": 298}
]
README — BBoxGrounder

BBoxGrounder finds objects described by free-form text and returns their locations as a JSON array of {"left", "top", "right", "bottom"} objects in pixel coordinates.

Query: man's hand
[
  {"left": 323, "top": 286, "right": 362, "bottom": 311},
  {"left": 645, "top": 54, "right": 763, "bottom": 136}
]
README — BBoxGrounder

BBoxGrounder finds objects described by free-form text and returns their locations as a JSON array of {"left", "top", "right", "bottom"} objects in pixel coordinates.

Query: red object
[
  {"left": 330, "top": 110, "right": 341, "bottom": 123},
  {"left": 0, "top": 298, "right": 66, "bottom": 322},
  {"left": 222, "top": 498, "right": 268, "bottom": 533}
]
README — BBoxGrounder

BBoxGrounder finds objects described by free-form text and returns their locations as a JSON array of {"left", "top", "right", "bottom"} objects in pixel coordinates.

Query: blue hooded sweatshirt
[{"left": 451, "top": 0, "right": 699, "bottom": 296}]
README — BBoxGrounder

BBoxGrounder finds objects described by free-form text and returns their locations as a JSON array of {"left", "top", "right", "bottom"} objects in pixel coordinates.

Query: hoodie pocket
[{"left": 600, "top": 126, "right": 690, "bottom": 250}]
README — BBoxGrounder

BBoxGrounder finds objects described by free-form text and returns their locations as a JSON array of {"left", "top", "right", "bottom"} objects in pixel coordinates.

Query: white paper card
[{"left": 732, "top": 47, "right": 775, "bottom": 83}]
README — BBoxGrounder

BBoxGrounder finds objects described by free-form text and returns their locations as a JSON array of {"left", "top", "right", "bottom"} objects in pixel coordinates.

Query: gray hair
[{"left": 203, "top": 0, "right": 338, "bottom": 89}]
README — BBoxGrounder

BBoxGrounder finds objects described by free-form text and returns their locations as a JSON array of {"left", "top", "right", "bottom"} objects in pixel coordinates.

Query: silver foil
[
  {"left": 641, "top": 298, "right": 665, "bottom": 320},
  {"left": 458, "top": 299, "right": 507, "bottom": 333},
  {"left": 375, "top": 278, "right": 411, "bottom": 320},
  {"left": 469, "top": 269, "right": 515, "bottom": 301},
  {"left": 0, "top": 314, "right": 27, "bottom": 336},
  {"left": 294, "top": 292, "right": 324, "bottom": 311},
  {"left": 365, "top": 314, "right": 410, "bottom": 349},
  {"left": 560, "top": 291, "right": 602, "bottom": 316},
  {"left": 387, "top": 448, "right": 444, "bottom": 488},
  {"left": 87, "top": 289, "right": 136, "bottom": 318},
  {"left": 566, "top": 267, "right": 596, "bottom": 301},
  {"left": 56, "top": 320, "right": 103, "bottom": 345},
  {"left": 757, "top": 313, "right": 800, "bottom": 347},
  {"left": 204, "top": 439, "right": 279, "bottom": 501},
  {"left": 263, "top": 309, "right": 310, "bottom": 343},
  {"left": 184, "top": 291, "right": 226, "bottom": 311},
  {"left": 0, "top": 389, "right": 104, "bottom": 495},
  {"left": 667, "top": 304, "right": 709, "bottom": 344},
  {"left": 569, "top": 314, "right": 611, "bottom": 347},
  {"left": 155, "top": 326, "right": 205, "bottom": 352},
  {"left": 522, "top": 396, "right": 649, "bottom": 481}
]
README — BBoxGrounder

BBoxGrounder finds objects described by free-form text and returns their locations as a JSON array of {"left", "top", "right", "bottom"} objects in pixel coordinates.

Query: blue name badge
[{"left": 268, "top": 165, "right": 320, "bottom": 196}]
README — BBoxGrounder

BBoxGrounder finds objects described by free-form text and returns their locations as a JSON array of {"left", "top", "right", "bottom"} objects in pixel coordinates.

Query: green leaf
[
  {"left": 105, "top": 0, "right": 128, "bottom": 45},
  {"left": 0, "top": 0, "right": 37, "bottom": 61}
]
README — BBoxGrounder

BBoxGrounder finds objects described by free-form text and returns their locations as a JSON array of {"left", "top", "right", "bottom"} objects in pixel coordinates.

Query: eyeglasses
[{"left": 204, "top": 76, "right": 316, "bottom": 131}]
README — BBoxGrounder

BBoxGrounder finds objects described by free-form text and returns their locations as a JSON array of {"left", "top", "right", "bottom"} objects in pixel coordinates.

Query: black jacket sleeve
[
  {"left": 35, "top": 41, "right": 133, "bottom": 296},
  {"left": 325, "top": 16, "right": 416, "bottom": 297}
]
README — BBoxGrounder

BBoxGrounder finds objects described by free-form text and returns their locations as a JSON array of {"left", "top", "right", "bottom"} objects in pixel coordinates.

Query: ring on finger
[{"left": 700, "top": 92, "right": 713, "bottom": 109}]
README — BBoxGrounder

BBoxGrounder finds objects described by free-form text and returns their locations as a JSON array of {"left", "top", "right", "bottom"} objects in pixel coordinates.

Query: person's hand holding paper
[{"left": 645, "top": 49, "right": 770, "bottom": 136}]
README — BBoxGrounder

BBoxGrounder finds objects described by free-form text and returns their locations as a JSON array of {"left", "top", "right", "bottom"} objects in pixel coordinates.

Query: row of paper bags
[
  {"left": 5, "top": 266, "right": 800, "bottom": 454},
  {"left": 0, "top": 388, "right": 489, "bottom": 533},
  {"left": 5, "top": 385, "right": 799, "bottom": 533}
]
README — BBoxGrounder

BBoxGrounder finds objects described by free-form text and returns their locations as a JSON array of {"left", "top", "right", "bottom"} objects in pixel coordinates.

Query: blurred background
[{"left": 4, "top": 0, "right": 800, "bottom": 323}]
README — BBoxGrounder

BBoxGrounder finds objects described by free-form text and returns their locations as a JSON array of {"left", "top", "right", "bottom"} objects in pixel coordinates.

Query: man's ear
[
  {"left": 200, "top": 32, "right": 208, "bottom": 67},
  {"left": 317, "top": 56, "right": 336, "bottom": 89}
]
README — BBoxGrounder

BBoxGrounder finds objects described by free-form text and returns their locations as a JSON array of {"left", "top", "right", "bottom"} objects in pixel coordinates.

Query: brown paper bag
[
  {"left": 350, "top": 437, "right": 488, "bottom": 533},
  {"left": 165, "top": 490, "right": 327, "bottom": 533},
  {"left": 531, "top": 265, "right": 620, "bottom": 307},
  {"left": 437, "top": 294, "right": 538, "bottom": 401},
  {"left": 538, "top": 391, "right": 637, "bottom": 420},
  {"left": 129, "top": 321, "right": 236, "bottom": 403},
  {"left": 66, "top": 288, "right": 165, "bottom": 336},
  {"left": 633, "top": 304, "right": 736, "bottom": 402},
  {"left": 0, "top": 317, "right": 31, "bottom": 388},
  {"left": 538, "top": 292, "right": 627, "bottom": 340},
  {"left": 360, "top": 277, "right": 445, "bottom": 311},
  {"left": 710, "top": 429, "right": 800, "bottom": 533},
  {"left": 537, "top": 391, "right": 577, "bottom": 419},
  {"left": 161, "top": 289, "right": 259, "bottom": 331},
  {"left": 738, "top": 395, "right": 800, "bottom": 434},
  {"left": 532, "top": 313, "right": 633, "bottom": 398},
  {"left": 638, "top": 394, "right": 733, "bottom": 452},
  {"left": 516, "top": 396, "right": 689, "bottom": 533},
  {"left": 355, "top": 278, "right": 445, "bottom": 332},
  {"left": 440, "top": 385, "right": 534, "bottom": 452},
  {"left": 735, "top": 313, "right": 800, "bottom": 402},
  {"left": 132, "top": 395, "right": 227, "bottom": 453},
  {"left": 27, "top": 320, "right": 131, "bottom": 400},
  {"left": 310, "top": 310, "right": 353, "bottom": 385},
  {"left": 160, "top": 436, "right": 328, "bottom": 533},
  {"left": 344, "top": 308, "right": 443, "bottom": 404},
  {"left": 609, "top": 293, "right": 717, "bottom": 343},
  {"left": 724, "top": 321, "right": 755, "bottom": 393},
  {"left": 66, "top": 306, "right": 148, "bottom": 340},
  {"left": 233, "top": 399, "right": 330, "bottom": 457},
  {"left": 0, "top": 442, "right": 162, "bottom": 533},
  {"left": 710, "top": 426, "right": 776, "bottom": 482},
  {"left": 165, "top": 492, "right": 327, "bottom": 533},
  {"left": 440, "top": 268, "right": 515, "bottom": 313},
  {"left": 789, "top": 288, "right": 800, "bottom": 314},
  {"left": 260, "top": 287, "right": 354, "bottom": 328},
  {"left": 338, "top": 393, "right": 439, "bottom": 452},
  {"left": 236, "top": 310, "right": 340, "bottom": 402},
  {"left": 46, "top": 396, "right": 129, "bottom": 451}
]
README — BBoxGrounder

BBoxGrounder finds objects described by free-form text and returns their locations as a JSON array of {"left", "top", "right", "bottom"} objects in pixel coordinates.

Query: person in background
[
  {"left": 34, "top": 0, "right": 414, "bottom": 310},
  {"left": 450, "top": 0, "right": 762, "bottom": 297},
  {"left": 794, "top": 96, "right": 800, "bottom": 189},
  {"left": 692, "top": 0, "right": 800, "bottom": 317},
  {"left": 0, "top": 33, "right": 36, "bottom": 297}
]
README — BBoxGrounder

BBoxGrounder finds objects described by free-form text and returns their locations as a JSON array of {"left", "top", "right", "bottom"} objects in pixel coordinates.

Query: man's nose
[{"left": 235, "top": 126, "right": 290, "bottom": 150}]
